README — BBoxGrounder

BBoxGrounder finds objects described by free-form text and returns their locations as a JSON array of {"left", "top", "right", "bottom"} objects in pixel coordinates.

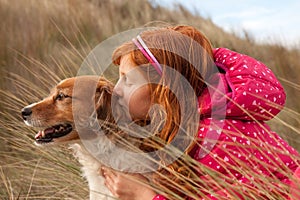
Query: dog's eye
[{"left": 56, "top": 93, "right": 66, "bottom": 101}]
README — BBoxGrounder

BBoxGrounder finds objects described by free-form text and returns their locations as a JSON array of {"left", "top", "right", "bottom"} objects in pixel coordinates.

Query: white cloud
[{"left": 152, "top": 0, "right": 300, "bottom": 47}]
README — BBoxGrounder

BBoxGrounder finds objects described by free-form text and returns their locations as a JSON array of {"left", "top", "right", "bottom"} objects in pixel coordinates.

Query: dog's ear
[{"left": 94, "top": 80, "right": 113, "bottom": 122}]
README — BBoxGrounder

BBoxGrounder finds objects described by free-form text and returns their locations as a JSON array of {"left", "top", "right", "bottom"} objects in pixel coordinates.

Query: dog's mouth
[{"left": 35, "top": 124, "right": 73, "bottom": 144}]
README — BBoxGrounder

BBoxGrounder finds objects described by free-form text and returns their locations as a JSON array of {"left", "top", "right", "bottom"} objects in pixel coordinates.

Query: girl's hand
[{"left": 101, "top": 167, "right": 157, "bottom": 200}]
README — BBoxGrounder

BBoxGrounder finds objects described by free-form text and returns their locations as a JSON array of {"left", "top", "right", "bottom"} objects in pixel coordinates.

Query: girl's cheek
[
  {"left": 128, "top": 88, "right": 151, "bottom": 120},
  {"left": 129, "top": 98, "right": 147, "bottom": 119}
]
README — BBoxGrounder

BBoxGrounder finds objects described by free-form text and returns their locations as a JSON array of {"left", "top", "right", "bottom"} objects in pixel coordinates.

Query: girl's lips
[{"left": 114, "top": 100, "right": 132, "bottom": 121}]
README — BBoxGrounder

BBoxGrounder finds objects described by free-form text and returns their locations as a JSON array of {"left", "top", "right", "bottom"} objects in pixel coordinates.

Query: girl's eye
[{"left": 124, "top": 75, "right": 132, "bottom": 85}]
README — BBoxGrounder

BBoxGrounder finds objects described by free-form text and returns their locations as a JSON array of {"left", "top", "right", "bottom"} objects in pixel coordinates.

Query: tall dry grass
[{"left": 0, "top": 0, "right": 299, "bottom": 199}]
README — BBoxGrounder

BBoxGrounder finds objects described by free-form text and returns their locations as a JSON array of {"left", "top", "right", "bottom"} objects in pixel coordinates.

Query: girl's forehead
[
  {"left": 119, "top": 54, "right": 137, "bottom": 74},
  {"left": 119, "top": 54, "right": 161, "bottom": 80}
]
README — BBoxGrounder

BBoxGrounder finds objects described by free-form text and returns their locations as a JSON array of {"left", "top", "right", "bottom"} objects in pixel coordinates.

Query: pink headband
[{"left": 132, "top": 35, "right": 163, "bottom": 76}]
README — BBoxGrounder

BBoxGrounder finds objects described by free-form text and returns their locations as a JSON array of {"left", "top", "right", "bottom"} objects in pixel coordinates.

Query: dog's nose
[{"left": 21, "top": 107, "right": 32, "bottom": 120}]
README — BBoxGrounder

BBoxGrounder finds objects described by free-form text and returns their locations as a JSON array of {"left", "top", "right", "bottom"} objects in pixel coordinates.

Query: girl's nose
[{"left": 113, "top": 79, "right": 123, "bottom": 97}]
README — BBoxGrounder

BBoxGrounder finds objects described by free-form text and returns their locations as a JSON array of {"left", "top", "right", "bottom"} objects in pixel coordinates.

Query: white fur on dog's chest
[
  {"left": 69, "top": 136, "right": 154, "bottom": 200},
  {"left": 70, "top": 143, "right": 114, "bottom": 200}
]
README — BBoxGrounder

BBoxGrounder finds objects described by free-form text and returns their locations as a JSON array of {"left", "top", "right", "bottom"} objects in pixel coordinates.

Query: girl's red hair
[{"left": 112, "top": 25, "right": 216, "bottom": 199}]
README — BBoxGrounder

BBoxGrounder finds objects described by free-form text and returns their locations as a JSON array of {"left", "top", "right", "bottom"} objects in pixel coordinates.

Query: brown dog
[
  {"left": 21, "top": 76, "right": 117, "bottom": 200},
  {"left": 22, "top": 76, "right": 155, "bottom": 200}
]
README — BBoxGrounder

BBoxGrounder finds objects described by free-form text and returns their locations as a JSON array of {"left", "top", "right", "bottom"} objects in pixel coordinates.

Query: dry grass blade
[{"left": 1, "top": 0, "right": 300, "bottom": 199}]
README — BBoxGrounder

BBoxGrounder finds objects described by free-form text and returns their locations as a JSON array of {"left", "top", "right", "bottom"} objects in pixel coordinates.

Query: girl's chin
[{"left": 130, "top": 112, "right": 150, "bottom": 121}]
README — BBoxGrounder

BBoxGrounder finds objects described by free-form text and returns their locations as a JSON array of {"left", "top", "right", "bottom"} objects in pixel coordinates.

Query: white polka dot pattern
[
  {"left": 185, "top": 48, "right": 300, "bottom": 200},
  {"left": 151, "top": 48, "right": 299, "bottom": 200},
  {"left": 213, "top": 48, "right": 286, "bottom": 121}
]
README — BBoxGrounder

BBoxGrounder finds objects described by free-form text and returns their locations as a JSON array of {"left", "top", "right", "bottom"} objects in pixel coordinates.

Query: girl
[{"left": 101, "top": 25, "right": 300, "bottom": 200}]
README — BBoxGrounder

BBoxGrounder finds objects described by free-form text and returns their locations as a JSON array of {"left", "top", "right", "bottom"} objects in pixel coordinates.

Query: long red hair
[{"left": 112, "top": 25, "right": 216, "bottom": 199}]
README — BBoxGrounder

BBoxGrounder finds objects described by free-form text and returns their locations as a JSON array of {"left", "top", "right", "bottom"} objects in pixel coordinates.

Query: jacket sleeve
[{"left": 213, "top": 48, "right": 286, "bottom": 121}]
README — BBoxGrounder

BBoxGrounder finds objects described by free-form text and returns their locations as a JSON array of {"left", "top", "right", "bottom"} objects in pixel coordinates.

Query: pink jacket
[{"left": 153, "top": 48, "right": 300, "bottom": 200}]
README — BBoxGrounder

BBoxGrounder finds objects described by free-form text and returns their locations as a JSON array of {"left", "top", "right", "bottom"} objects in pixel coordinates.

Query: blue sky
[{"left": 152, "top": 0, "right": 300, "bottom": 48}]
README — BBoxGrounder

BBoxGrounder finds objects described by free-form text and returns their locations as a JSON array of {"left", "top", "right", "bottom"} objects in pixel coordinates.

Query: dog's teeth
[
  {"left": 42, "top": 130, "right": 45, "bottom": 137},
  {"left": 35, "top": 131, "right": 42, "bottom": 139}
]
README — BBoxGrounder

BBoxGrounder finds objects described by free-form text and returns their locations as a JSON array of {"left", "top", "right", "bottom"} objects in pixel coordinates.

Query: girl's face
[{"left": 113, "top": 54, "right": 152, "bottom": 121}]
